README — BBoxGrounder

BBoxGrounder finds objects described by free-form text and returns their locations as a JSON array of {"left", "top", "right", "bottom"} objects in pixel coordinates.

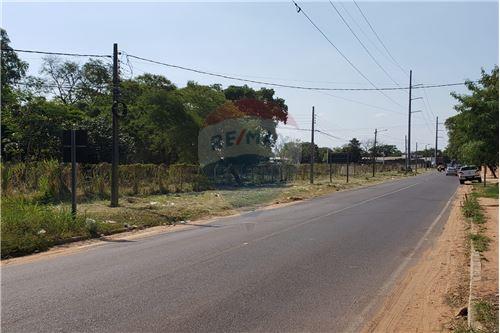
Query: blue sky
[{"left": 3, "top": 1, "right": 498, "bottom": 152}]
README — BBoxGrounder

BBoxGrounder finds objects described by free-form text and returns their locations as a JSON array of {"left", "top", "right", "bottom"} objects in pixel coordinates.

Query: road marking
[{"left": 344, "top": 186, "right": 458, "bottom": 333}]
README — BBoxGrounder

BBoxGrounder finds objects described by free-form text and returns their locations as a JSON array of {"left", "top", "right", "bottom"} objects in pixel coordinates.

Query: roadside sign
[
  {"left": 63, "top": 130, "right": 87, "bottom": 146},
  {"left": 62, "top": 130, "right": 88, "bottom": 163},
  {"left": 329, "top": 152, "right": 350, "bottom": 164}
]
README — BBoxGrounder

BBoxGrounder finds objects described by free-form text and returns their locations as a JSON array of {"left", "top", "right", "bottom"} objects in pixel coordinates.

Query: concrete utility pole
[
  {"left": 373, "top": 129, "right": 387, "bottom": 177},
  {"left": 310, "top": 106, "right": 315, "bottom": 184},
  {"left": 372, "top": 128, "right": 378, "bottom": 177},
  {"left": 407, "top": 70, "right": 423, "bottom": 173},
  {"left": 71, "top": 129, "right": 77, "bottom": 217},
  {"left": 407, "top": 70, "right": 412, "bottom": 172},
  {"left": 435, "top": 116, "right": 439, "bottom": 167},
  {"left": 425, "top": 144, "right": 429, "bottom": 170},
  {"left": 111, "top": 43, "right": 120, "bottom": 207},
  {"left": 405, "top": 135, "right": 408, "bottom": 170},
  {"left": 415, "top": 142, "right": 418, "bottom": 173},
  {"left": 328, "top": 148, "right": 332, "bottom": 183}
]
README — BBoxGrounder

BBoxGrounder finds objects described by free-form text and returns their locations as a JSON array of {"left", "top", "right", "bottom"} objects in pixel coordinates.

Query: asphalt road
[{"left": 2, "top": 172, "right": 458, "bottom": 332}]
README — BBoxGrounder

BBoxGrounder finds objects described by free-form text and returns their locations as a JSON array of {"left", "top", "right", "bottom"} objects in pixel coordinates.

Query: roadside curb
[{"left": 468, "top": 224, "right": 482, "bottom": 329}]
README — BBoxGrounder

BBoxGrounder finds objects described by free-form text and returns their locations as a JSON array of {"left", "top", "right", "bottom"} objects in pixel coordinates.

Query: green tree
[
  {"left": 300, "top": 142, "right": 320, "bottom": 163},
  {"left": 373, "top": 144, "right": 402, "bottom": 157},
  {"left": 1, "top": 29, "right": 29, "bottom": 160},
  {"left": 446, "top": 67, "right": 498, "bottom": 174},
  {"left": 341, "top": 138, "right": 363, "bottom": 163},
  {"left": 1, "top": 29, "right": 28, "bottom": 109},
  {"left": 10, "top": 99, "right": 86, "bottom": 161}
]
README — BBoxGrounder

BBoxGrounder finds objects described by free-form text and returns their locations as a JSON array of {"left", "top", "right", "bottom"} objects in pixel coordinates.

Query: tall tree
[
  {"left": 1, "top": 29, "right": 28, "bottom": 108},
  {"left": 446, "top": 67, "right": 498, "bottom": 174},
  {"left": 1, "top": 29, "right": 29, "bottom": 160}
]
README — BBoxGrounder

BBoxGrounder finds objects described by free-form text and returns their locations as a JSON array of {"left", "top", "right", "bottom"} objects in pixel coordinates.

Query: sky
[{"left": 3, "top": 1, "right": 498, "bottom": 152}]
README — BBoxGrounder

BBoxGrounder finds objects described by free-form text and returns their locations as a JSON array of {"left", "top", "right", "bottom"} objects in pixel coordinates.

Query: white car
[
  {"left": 445, "top": 166, "right": 457, "bottom": 176},
  {"left": 458, "top": 166, "right": 482, "bottom": 184}
]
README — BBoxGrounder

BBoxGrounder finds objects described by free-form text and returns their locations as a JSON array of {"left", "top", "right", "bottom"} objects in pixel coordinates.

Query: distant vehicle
[
  {"left": 458, "top": 166, "right": 482, "bottom": 184},
  {"left": 445, "top": 166, "right": 457, "bottom": 176}
]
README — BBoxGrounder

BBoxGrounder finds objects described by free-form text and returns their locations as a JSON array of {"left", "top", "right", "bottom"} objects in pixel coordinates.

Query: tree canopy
[{"left": 445, "top": 67, "right": 498, "bottom": 167}]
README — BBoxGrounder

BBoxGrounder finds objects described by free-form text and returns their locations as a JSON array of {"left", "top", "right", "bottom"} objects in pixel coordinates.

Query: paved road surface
[{"left": 2, "top": 172, "right": 458, "bottom": 332}]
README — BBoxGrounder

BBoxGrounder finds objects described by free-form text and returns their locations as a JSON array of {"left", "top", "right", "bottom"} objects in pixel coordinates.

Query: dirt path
[{"left": 364, "top": 185, "right": 470, "bottom": 333}]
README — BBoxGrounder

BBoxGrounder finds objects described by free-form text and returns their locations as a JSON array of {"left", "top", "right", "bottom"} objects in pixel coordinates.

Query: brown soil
[
  {"left": 475, "top": 196, "right": 498, "bottom": 299},
  {"left": 364, "top": 185, "right": 471, "bottom": 333}
]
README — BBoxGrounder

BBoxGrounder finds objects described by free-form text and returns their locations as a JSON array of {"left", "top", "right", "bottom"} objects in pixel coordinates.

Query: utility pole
[
  {"left": 372, "top": 129, "right": 387, "bottom": 177},
  {"left": 310, "top": 106, "right": 315, "bottom": 184},
  {"left": 415, "top": 142, "right": 418, "bottom": 173},
  {"left": 407, "top": 70, "right": 412, "bottom": 172},
  {"left": 346, "top": 153, "right": 350, "bottom": 183},
  {"left": 71, "top": 129, "right": 77, "bottom": 217},
  {"left": 328, "top": 148, "right": 332, "bottom": 183},
  {"left": 111, "top": 43, "right": 120, "bottom": 207},
  {"left": 372, "top": 128, "right": 378, "bottom": 177},
  {"left": 425, "top": 144, "right": 429, "bottom": 170},
  {"left": 435, "top": 116, "right": 439, "bottom": 168},
  {"left": 407, "top": 70, "right": 423, "bottom": 173},
  {"left": 405, "top": 135, "right": 408, "bottom": 170}
]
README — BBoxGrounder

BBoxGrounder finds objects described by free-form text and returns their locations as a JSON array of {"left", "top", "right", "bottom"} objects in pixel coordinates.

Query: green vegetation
[
  {"left": 462, "top": 188, "right": 492, "bottom": 253},
  {"left": 469, "top": 234, "right": 491, "bottom": 253},
  {"left": 462, "top": 195, "right": 486, "bottom": 224},
  {"left": 445, "top": 67, "right": 498, "bottom": 173},
  {"left": 453, "top": 299, "right": 500, "bottom": 333},
  {"left": 3, "top": 197, "right": 91, "bottom": 257},
  {"left": 474, "top": 299, "right": 499, "bottom": 333},
  {"left": 473, "top": 182, "right": 499, "bottom": 199}
]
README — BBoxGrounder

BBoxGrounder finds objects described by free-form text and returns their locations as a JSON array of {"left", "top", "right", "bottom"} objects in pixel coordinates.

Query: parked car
[
  {"left": 445, "top": 166, "right": 457, "bottom": 176},
  {"left": 458, "top": 166, "right": 482, "bottom": 184}
]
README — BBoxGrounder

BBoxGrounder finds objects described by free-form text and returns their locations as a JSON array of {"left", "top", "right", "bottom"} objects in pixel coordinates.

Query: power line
[
  {"left": 126, "top": 52, "right": 473, "bottom": 92},
  {"left": 8, "top": 48, "right": 476, "bottom": 92},
  {"left": 338, "top": 2, "right": 395, "bottom": 71},
  {"left": 352, "top": 0, "right": 407, "bottom": 75},
  {"left": 4, "top": 48, "right": 111, "bottom": 58},
  {"left": 291, "top": 1, "right": 404, "bottom": 108},
  {"left": 318, "top": 90, "right": 405, "bottom": 116},
  {"left": 279, "top": 126, "right": 347, "bottom": 141},
  {"left": 328, "top": 1, "right": 401, "bottom": 87}
]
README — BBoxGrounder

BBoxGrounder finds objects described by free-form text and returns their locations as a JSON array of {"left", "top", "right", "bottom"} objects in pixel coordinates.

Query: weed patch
[
  {"left": 462, "top": 196, "right": 485, "bottom": 224},
  {"left": 469, "top": 234, "right": 491, "bottom": 253},
  {"left": 474, "top": 183, "right": 499, "bottom": 199},
  {"left": 474, "top": 298, "right": 499, "bottom": 333}
]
